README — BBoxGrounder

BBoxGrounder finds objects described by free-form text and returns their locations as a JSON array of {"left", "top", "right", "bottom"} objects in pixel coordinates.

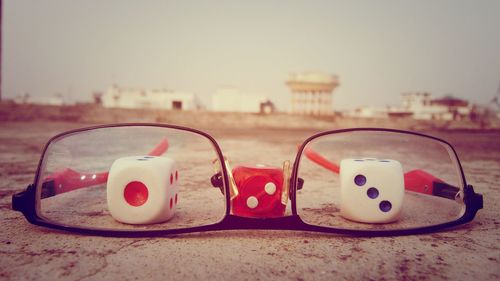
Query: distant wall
[
  {"left": 212, "top": 88, "right": 268, "bottom": 113},
  {"left": 0, "top": 102, "right": 497, "bottom": 131}
]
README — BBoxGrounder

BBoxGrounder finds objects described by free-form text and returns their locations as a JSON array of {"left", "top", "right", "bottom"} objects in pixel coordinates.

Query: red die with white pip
[
  {"left": 107, "top": 156, "right": 179, "bottom": 224},
  {"left": 231, "top": 165, "right": 286, "bottom": 218}
]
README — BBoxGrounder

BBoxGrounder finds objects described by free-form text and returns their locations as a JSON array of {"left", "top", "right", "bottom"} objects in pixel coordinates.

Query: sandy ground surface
[{"left": 0, "top": 121, "right": 499, "bottom": 281}]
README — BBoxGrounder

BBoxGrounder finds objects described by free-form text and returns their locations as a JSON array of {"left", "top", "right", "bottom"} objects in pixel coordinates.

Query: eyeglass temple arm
[
  {"left": 303, "top": 147, "right": 459, "bottom": 200},
  {"left": 39, "top": 138, "right": 169, "bottom": 199}
]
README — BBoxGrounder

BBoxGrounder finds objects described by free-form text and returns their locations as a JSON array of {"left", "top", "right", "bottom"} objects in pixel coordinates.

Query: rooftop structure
[
  {"left": 400, "top": 92, "right": 471, "bottom": 120},
  {"left": 346, "top": 92, "right": 472, "bottom": 121},
  {"left": 286, "top": 72, "right": 339, "bottom": 116}
]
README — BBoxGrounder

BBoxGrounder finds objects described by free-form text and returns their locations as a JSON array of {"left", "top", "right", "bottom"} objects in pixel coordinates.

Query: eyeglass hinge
[
  {"left": 12, "top": 184, "right": 35, "bottom": 212},
  {"left": 210, "top": 172, "right": 224, "bottom": 192},
  {"left": 296, "top": 177, "right": 305, "bottom": 190},
  {"left": 464, "top": 185, "right": 483, "bottom": 210}
]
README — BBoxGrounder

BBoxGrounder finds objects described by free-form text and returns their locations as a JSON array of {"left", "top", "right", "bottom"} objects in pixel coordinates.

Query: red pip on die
[{"left": 231, "top": 165, "right": 287, "bottom": 218}]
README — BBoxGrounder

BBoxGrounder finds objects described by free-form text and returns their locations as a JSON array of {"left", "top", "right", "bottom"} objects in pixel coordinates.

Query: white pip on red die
[
  {"left": 106, "top": 156, "right": 179, "bottom": 224},
  {"left": 339, "top": 158, "right": 404, "bottom": 223}
]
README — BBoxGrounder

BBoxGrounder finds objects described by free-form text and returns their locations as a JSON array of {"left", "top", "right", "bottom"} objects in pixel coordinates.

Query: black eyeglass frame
[{"left": 11, "top": 124, "right": 484, "bottom": 237}]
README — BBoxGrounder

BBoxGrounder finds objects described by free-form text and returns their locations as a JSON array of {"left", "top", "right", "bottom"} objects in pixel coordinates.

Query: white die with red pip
[{"left": 107, "top": 156, "right": 180, "bottom": 224}]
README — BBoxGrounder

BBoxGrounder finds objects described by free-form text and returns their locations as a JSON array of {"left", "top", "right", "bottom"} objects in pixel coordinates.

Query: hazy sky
[{"left": 4, "top": 0, "right": 500, "bottom": 111}]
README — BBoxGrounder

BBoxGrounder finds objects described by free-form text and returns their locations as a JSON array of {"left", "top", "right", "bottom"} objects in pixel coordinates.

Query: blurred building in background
[
  {"left": 394, "top": 92, "right": 471, "bottom": 120},
  {"left": 212, "top": 87, "right": 275, "bottom": 114},
  {"left": 101, "top": 85, "right": 200, "bottom": 110},
  {"left": 344, "top": 106, "right": 389, "bottom": 119},
  {"left": 12, "top": 93, "right": 66, "bottom": 106},
  {"left": 490, "top": 80, "right": 500, "bottom": 118},
  {"left": 286, "top": 72, "right": 339, "bottom": 116},
  {"left": 346, "top": 92, "right": 472, "bottom": 121}
]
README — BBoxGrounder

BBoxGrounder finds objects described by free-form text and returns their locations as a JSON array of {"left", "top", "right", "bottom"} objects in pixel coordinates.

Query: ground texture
[{"left": 0, "top": 121, "right": 499, "bottom": 281}]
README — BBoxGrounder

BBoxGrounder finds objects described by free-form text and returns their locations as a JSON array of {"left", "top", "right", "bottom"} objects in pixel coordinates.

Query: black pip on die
[{"left": 339, "top": 158, "right": 404, "bottom": 223}]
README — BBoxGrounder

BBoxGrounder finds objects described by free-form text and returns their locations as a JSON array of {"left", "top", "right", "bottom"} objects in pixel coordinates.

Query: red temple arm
[
  {"left": 41, "top": 138, "right": 169, "bottom": 198},
  {"left": 303, "top": 147, "right": 339, "bottom": 174},
  {"left": 303, "top": 146, "right": 458, "bottom": 199}
]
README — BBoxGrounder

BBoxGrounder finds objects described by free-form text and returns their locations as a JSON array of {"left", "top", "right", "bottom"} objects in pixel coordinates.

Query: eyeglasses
[{"left": 12, "top": 124, "right": 483, "bottom": 236}]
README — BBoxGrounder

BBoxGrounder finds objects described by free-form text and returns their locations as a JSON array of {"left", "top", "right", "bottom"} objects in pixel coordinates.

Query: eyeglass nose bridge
[{"left": 210, "top": 158, "right": 304, "bottom": 217}]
